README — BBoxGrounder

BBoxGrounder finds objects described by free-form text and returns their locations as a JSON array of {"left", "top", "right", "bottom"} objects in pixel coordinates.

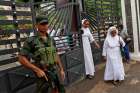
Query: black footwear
[
  {"left": 112, "top": 81, "right": 118, "bottom": 86},
  {"left": 117, "top": 80, "right": 123, "bottom": 86},
  {"left": 126, "top": 60, "right": 130, "bottom": 64},
  {"left": 86, "top": 75, "right": 94, "bottom": 79}
]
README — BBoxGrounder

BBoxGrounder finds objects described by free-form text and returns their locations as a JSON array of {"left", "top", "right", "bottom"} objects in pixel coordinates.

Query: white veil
[
  {"left": 106, "top": 26, "right": 119, "bottom": 47},
  {"left": 82, "top": 19, "right": 88, "bottom": 25}
]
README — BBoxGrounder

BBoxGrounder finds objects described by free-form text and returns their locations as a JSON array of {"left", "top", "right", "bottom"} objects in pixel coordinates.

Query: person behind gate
[
  {"left": 19, "top": 16, "right": 65, "bottom": 93},
  {"left": 118, "top": 24, "right": 131, "bottom": 63}
]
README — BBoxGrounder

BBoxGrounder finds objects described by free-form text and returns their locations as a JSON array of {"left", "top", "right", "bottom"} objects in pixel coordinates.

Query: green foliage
[
  {"left": 83, "top": 0, "right": 122, "bottom": 32},
  {"left": 15, "top": 0, "right": 44, "bottom": 2},
  {"left": 0, "top": 15, "right": 14, "bottom": 31},
  {"left": 84, "top": 0, "right": 121, "bottom": 17},
  {"left": 15, "top": 0, "right": 30, "bottom": 2},
  {"left": 0, "top": 15, "right": 14, "bottom": 36},
  {"left": 84, "top": 0, "right": 95, "bottom": 12},
  {"left": 0, "top": 25, "right": 15, "bottom": 30},
  {"left": 0, "top": 25, "right": 15, "bottom": 37},
  {"left": 0, "top": 16, "right": 6, "bottom": 20}
]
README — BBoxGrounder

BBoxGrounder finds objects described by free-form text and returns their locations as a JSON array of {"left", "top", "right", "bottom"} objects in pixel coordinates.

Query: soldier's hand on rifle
[
  {"left": 103, "top": 56, "right": 106, "bottom": 62},
  {"left": 60, "top": 70, "right": 65, "bottom": 81},
  {"left": 35, "top": 68, "right": 46, "bottom": 78}
]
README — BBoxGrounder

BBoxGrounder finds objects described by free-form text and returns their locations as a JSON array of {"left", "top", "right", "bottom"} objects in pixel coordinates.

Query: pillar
[
  {"left": 121, "top": 0, "right": 127, "bottom": 29},
  {"left": 130, "top": 0, "right": 140, "bottom": 61}
]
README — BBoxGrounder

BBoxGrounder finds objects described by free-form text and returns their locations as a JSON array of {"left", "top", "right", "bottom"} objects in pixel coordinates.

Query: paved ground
[{"left": 66, "top": 61, "right": 140, "bottom": 93}]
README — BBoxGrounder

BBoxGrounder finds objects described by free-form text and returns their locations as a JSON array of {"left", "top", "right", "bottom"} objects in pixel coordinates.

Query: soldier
[
  {"left": 19, "top": 16, "right": 65, "bottom": 93},
  {"left": 118, "top": 24, "right": 131, "bottom": 63}
]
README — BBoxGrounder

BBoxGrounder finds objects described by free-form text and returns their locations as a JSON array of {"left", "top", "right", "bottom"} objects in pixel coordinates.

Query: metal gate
[
  {"left": 34, "top": 0, "right": 85, "bottom": 85},
  {"left": 0, "top": 0, "right": 85, "bottom": 92},
  {"left": 82, "top": 0, "right": 121, "bottom": 40}
]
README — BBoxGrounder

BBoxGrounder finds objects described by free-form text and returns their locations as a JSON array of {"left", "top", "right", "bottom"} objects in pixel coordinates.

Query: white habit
[
  {"left": 102, "top": 27, "right": 125, "bottom": 81},
  {"left": 82, "top": 27, "right": 95, "bottom": 76}
]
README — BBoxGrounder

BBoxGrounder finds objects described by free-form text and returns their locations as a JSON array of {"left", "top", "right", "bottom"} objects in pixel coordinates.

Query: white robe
[
  {"left": 82, "top": 27, "right": 95, "bottom": 76},
  {"left": 103, "top": 36, "right": 125, "bottom": 81}
]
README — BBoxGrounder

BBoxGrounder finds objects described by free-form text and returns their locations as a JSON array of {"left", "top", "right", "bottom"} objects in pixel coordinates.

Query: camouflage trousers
[{"left": 36, "top": 66, "right": 65, "bottom": 93}]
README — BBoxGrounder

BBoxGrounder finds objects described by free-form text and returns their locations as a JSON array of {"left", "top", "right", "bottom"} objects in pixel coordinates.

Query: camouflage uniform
[{"left": 20, "top": 35, "right": 65, "bottom": 93}]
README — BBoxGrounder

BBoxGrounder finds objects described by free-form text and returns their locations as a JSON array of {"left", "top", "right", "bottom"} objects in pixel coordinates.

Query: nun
[
  {"left": 102, "top": 26, "right": 125, "bottom": 85},
  {"left": 82, "top": 19, "right": 100, "bottom": 79}
]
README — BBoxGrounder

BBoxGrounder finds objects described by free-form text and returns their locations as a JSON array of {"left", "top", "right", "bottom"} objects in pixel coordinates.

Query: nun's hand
[
  {"left": 96, "top": 44, "right": 100, "bottom": 49},
  {"left": 93, "top": 41, "right": 100, "bottom": 48},
  {"left": 103, "top": 56, "right": 106, "bottom": 62}
]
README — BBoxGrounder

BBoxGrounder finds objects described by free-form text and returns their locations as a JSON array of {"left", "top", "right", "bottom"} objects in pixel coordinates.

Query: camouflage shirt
[{"left": 20, "top": 35, "right": 57, "bottom": 66}]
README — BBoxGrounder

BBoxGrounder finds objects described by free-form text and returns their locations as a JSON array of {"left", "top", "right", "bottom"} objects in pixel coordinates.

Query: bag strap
[{"left": 119, "top": 36, "right": 122, "bottom": 46}]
